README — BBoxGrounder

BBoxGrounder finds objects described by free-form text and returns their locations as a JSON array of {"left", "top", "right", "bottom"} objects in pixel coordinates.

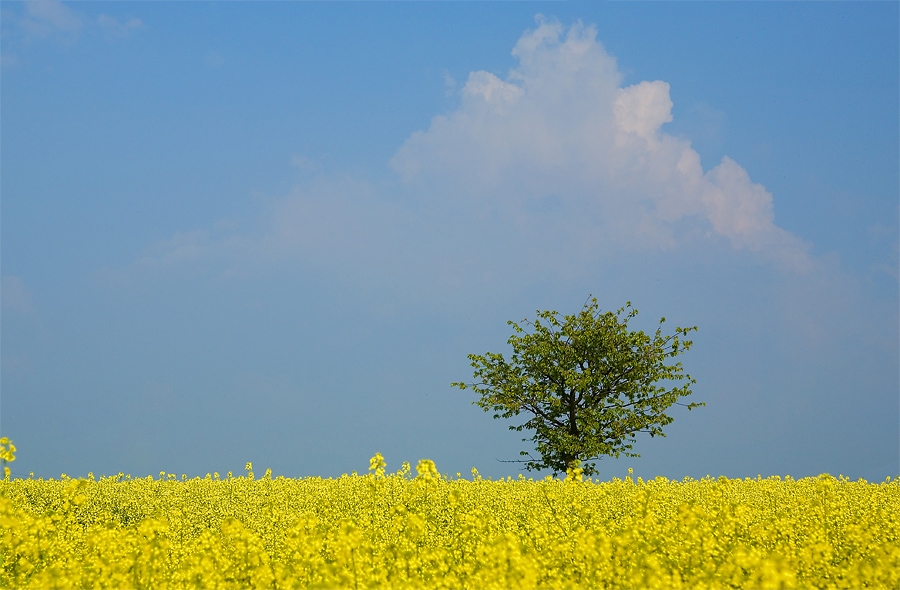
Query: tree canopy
[{"left": 453, "top": 297, "right": 703, "bottom": 476}]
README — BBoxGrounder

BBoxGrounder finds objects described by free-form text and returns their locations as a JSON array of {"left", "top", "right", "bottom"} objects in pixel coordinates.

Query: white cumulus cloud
[
  {"left": 391, "top": 16, "right": 811, "bottom": 270},
  {"left": 126, "top": 15, "right": 816, "bottom": 299},
  {"left": 614, "top": 80, "right": 673, "bottom": 140}
]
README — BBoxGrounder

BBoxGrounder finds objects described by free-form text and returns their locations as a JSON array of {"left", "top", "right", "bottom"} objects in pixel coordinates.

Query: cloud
[
  {"left": 442, "top": 69, "right": 457, "bottom": 97},
  {"left": 390, "top": 16, "right": 812, "bottom": 271},
  {"left": 121, "top": 177, "right": 397, "bottom": 277},
  {"left": 124, "top": 16, "right": 817, "bottom": 299},
  {"left": 14, "top": 2, "right": 142, "bottom": 45},
  {"left": 97, "top": 14, "right": 143, "bottom": 38},
  {"left": 110, "top": 172, "right": 526, "bottom": 308},
  {"left": 21, "top": 0, "right": 82, "bottom": 38},
  {"left": 867, "top": 220, "right": 899, "bottom": 282},
  {"left": 135, "top": 229, "right": 218, "bottom": 269},
  {"left": 1, "top": 276, "right": 36, "bottom": 314},
  {"left": 614, "top": 80, "right": 673, "bottom": 139}
]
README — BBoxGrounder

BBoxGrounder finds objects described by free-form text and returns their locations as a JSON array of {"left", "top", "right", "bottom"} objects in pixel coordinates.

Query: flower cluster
[
  {"left": 1, "top": 449, "right": 897, "bottom": 589},
  {"left": 0, "top": 437, "right": 16, "bottom": 481}
]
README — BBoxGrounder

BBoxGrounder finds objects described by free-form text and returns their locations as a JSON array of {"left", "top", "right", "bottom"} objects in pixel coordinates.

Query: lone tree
[{"left": 452, "top": 297, "right": 703, "bottom": 476}]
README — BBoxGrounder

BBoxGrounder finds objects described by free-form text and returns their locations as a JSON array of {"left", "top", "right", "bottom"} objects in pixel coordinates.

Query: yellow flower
[{"left": 0, "top": 438, "right": 896, "bottom": 590}]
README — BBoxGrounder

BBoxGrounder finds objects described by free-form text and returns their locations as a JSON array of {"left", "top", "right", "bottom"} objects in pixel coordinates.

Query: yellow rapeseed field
[{"left": 1, "top": 440, "right": 898, "bottom": 589}]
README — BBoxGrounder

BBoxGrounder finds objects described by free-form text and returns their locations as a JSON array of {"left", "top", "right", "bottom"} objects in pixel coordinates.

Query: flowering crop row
[{"left": 1, "top": 450, "right": 898, "bottom": 589}]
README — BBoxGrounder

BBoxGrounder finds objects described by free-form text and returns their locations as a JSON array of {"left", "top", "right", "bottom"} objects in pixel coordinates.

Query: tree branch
[{"left": 523, "top": 402, "right": 566, "bottom": 430}]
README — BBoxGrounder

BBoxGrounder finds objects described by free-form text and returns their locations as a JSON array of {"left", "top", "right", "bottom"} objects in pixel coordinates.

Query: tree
[{"left": 452, "top": 297, "right": 703, "bottom": 476}]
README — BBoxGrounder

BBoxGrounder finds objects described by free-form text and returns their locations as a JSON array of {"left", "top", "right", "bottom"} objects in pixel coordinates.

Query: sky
[{"left": 1, "top": 1, "right": 897, "bottom": 483}]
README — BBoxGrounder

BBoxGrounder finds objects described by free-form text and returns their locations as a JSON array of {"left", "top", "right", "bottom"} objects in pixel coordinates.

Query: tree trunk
[{"left": 566, "top": 387, "right": 579, "bottom": 472}]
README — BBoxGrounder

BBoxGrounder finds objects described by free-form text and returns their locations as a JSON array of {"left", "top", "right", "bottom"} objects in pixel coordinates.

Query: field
[{"left": 1, "top": 451, "right": 898, "bottom": 590}]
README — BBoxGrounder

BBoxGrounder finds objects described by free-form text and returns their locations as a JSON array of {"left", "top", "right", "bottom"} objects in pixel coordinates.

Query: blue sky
[{"left": 2, "top": 1, "right": 897, "bottom": 482}]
